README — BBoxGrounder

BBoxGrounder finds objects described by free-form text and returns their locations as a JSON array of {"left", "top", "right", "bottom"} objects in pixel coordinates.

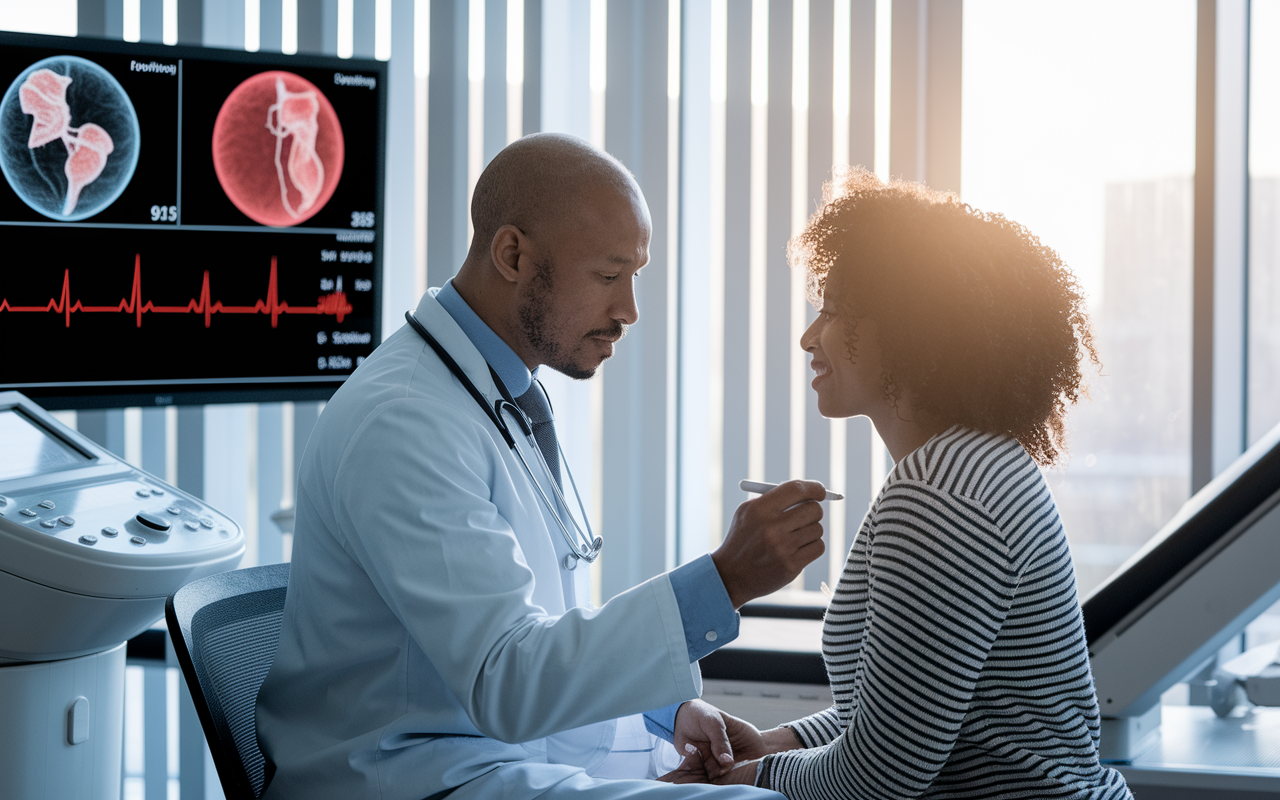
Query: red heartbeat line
[{"left": 0, "top": 255, "right": 353, "bottom": 328}]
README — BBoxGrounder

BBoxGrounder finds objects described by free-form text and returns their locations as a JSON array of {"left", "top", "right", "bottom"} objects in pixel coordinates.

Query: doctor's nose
[{"left": 614, "top": 285, "right": 639, "bottom": 326}]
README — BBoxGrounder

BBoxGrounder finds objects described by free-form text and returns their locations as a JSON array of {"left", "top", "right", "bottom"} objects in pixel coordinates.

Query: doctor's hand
[
  {"left": 670, "top": 700, "right": 802, "bottom": 776},
  {"left": 668, "top": 700, "right": 749, "bottom": 780},
  {"left": 712, "top": 480, "right": 826, "bottom": 608},
  {"left": 660, "top": 701, "right": 806, "bottom": 785}
]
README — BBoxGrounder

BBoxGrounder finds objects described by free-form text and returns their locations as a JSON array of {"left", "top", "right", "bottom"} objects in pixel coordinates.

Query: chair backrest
[{"left": 166, "top": 562, "right": 290, "bottom": 800}]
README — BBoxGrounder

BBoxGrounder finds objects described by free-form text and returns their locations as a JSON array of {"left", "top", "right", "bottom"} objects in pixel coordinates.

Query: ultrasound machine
[{"left": 0, "top": 392, "right": 244, "bottom": 798}]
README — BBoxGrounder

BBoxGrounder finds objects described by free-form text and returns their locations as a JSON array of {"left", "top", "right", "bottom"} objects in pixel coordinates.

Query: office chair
[{"left": 166, "top": 562, "right": 290, "bottom": 800}]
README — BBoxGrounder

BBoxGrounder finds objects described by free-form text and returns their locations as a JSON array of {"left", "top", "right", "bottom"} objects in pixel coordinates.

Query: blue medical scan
[{"left": 0, "top": 56, "right": 140, "bottom": 222}]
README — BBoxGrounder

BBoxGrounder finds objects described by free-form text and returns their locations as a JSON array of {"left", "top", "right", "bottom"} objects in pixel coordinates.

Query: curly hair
[{"left": 789, "top": 166, "right": 1098, "bottom": 466}]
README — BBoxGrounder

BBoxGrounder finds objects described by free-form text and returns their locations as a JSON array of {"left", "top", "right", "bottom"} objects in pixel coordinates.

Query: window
[
  {"left": 1245, "top": 0, "right": 1280, "bottom": 650},
  {"left": 1249, "top": 1, "right": 1280, "bottom": 446},
  {"left": 962, "top": 0, "right": 1198, "bottom": 597}
]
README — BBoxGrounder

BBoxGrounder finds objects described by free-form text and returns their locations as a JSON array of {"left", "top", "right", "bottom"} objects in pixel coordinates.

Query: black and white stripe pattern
[{"left": 758, "top": 427, "right": 1132, "bottom": 800}]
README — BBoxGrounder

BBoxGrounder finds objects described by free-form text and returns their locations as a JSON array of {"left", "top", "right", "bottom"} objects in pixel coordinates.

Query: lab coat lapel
[
  {"left": 410, "top": 291, "right": 588, "bottom": 610},
  {"left": 412, "top": 290, "right": 502, "bottom": 405}
]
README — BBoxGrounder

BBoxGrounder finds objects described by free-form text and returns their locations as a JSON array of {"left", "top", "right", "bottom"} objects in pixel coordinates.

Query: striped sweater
[{"left": 758, "top": 427, "right": 1132, "bottom": 800}]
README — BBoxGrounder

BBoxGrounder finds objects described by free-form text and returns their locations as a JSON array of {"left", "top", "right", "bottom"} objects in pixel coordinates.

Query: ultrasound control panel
[{"left": 0, "top": 391, "right": 244, "bottom": 662}]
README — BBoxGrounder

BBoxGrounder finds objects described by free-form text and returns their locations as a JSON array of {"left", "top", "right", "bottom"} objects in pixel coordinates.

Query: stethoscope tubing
[{"left": 405, "top": 311, "right": 602, "bottom": 564}]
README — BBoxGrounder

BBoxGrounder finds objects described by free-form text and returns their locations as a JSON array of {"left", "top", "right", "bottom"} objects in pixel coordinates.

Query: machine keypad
[
  {"left": 0, "top": 394, "right": 244, "bottom": 650},
  {"left": 3, "top": 476, "right": 237, "bottom": 555}
]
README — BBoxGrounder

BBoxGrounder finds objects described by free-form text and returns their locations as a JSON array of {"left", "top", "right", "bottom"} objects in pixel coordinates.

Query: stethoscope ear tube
[{"left": 405, "top": 311, "right": 516, "bottom": 450}]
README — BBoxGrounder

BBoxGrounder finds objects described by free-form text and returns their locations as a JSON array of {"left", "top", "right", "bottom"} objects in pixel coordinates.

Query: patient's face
[
  {"left": 516, "top": 184, "right": 650, "bottom": 379},
  {"left": 801, "top": 308, "right": 886, "bottom": 420}
]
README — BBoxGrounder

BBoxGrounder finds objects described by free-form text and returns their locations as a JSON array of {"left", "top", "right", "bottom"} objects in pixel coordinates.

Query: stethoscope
[{"left": 405, "top": 311, "right": 603, "bottom": 568}]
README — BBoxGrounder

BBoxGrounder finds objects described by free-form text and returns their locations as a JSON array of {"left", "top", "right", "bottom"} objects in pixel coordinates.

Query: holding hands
[{"left": 658, "top": 700, "right": 803, "bottom": 786}]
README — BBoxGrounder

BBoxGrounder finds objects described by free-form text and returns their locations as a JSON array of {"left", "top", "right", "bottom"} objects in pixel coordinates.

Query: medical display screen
[
  {"left": 0, "top": 32, "right": 385, "bottom": 407},
  {"left": 0, "top": 408, "right": 91, "bottom": 482}
]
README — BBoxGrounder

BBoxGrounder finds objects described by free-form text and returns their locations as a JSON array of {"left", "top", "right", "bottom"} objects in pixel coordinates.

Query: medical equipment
[
  {"left": 1208, "top": 641, "right": 1280, "bottom": 716},
  {"left": 0, "top": 30, "right": 386, "bottom": 410},
  {"left": 404, "top": 310, "right": 602, "bottom": 565},
  {"left": 1085, "top": 419, "right": 1280, "bottom": 762},
  {"left": 0, "top": 391, "right": 244, "bottom": 799}
]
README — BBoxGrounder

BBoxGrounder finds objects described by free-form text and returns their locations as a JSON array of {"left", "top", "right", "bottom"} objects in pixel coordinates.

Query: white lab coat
[{"left": 255, "top": 289, "right": 708, "bottom": 800}]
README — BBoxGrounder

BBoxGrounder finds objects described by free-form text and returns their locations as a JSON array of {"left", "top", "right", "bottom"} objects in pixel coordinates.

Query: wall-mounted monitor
[{"left": 0, "top": 31, "right": 386, "bottom": 409}]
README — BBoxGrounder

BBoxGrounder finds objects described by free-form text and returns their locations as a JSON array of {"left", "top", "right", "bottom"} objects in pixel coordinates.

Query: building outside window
[{"left": 962, "top": 0, "right": 1197, "bottom": 599}]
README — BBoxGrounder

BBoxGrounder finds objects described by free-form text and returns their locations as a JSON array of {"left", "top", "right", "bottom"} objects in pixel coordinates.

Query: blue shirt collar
[{"left": 435, "top": 280, "right": 535, "bottom": 397}]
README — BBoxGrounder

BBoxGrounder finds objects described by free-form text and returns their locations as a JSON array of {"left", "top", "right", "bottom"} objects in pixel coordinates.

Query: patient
[{"left": 663, "top": 168, "right": 1134, "bottom": 799}]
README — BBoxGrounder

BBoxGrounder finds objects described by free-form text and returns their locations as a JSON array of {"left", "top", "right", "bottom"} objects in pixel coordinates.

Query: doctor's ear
[{"left": 490, "top": 224, "right": 527, "bottom": 284}]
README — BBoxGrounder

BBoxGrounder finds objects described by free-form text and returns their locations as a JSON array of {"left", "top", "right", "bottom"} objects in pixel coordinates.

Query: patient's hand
[
  {"left": 657, "top": 756, "right": 762, "bottom": 786},
  {"left": 712, "top": 759, "right": 762, "bottom": 785},
  {"left": 757, "top": 724, "right": 803, "bottom": 754},
  {"left": 656, "top": 758, "right": 715, "bottom": 784}
]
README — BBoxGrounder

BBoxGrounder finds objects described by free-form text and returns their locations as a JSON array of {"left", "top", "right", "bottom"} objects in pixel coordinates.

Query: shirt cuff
[
  {"left": 643, "top": 701, "right": 682, "bottom": 743},
  {"left": 668, "top": 553, "right": 739, "bottom": 662}
]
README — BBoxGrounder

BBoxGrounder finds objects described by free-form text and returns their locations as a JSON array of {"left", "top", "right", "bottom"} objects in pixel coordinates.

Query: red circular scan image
[{"left": 212, "top": 71, "right": 344, "bottom": 227}]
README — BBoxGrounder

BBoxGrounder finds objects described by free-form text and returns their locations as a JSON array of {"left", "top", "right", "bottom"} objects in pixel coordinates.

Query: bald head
[
  {"left": 467, "top": 133, "right": 643, "bottom": 258},
  {"left": 451, "top": 133, "right": 650, "bottom": 378}
]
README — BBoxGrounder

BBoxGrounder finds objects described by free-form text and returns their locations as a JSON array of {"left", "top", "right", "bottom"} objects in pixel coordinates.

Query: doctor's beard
[{"left": 519, "top": 257, "right": 627, "bottom": 380}]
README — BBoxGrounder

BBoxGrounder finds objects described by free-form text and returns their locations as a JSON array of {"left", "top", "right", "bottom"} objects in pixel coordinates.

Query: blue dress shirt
[{"left": 434, "top": 281, "right": 739, "bottom": 742}]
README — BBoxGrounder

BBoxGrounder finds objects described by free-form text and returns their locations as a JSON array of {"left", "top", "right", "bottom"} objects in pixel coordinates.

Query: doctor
[{"left": 255, "top": 133, "right": 827, "bottom": 800}]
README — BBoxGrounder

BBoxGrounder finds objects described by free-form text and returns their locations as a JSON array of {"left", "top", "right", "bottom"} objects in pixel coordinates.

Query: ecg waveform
[{"left": 0, "top": 255, "right": 353, "bottom": 328}]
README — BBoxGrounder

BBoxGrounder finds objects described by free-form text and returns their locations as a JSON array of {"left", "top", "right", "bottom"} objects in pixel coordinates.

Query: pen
[{"left": 739, "top": 479, "right": 844, "bottom": 501}]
